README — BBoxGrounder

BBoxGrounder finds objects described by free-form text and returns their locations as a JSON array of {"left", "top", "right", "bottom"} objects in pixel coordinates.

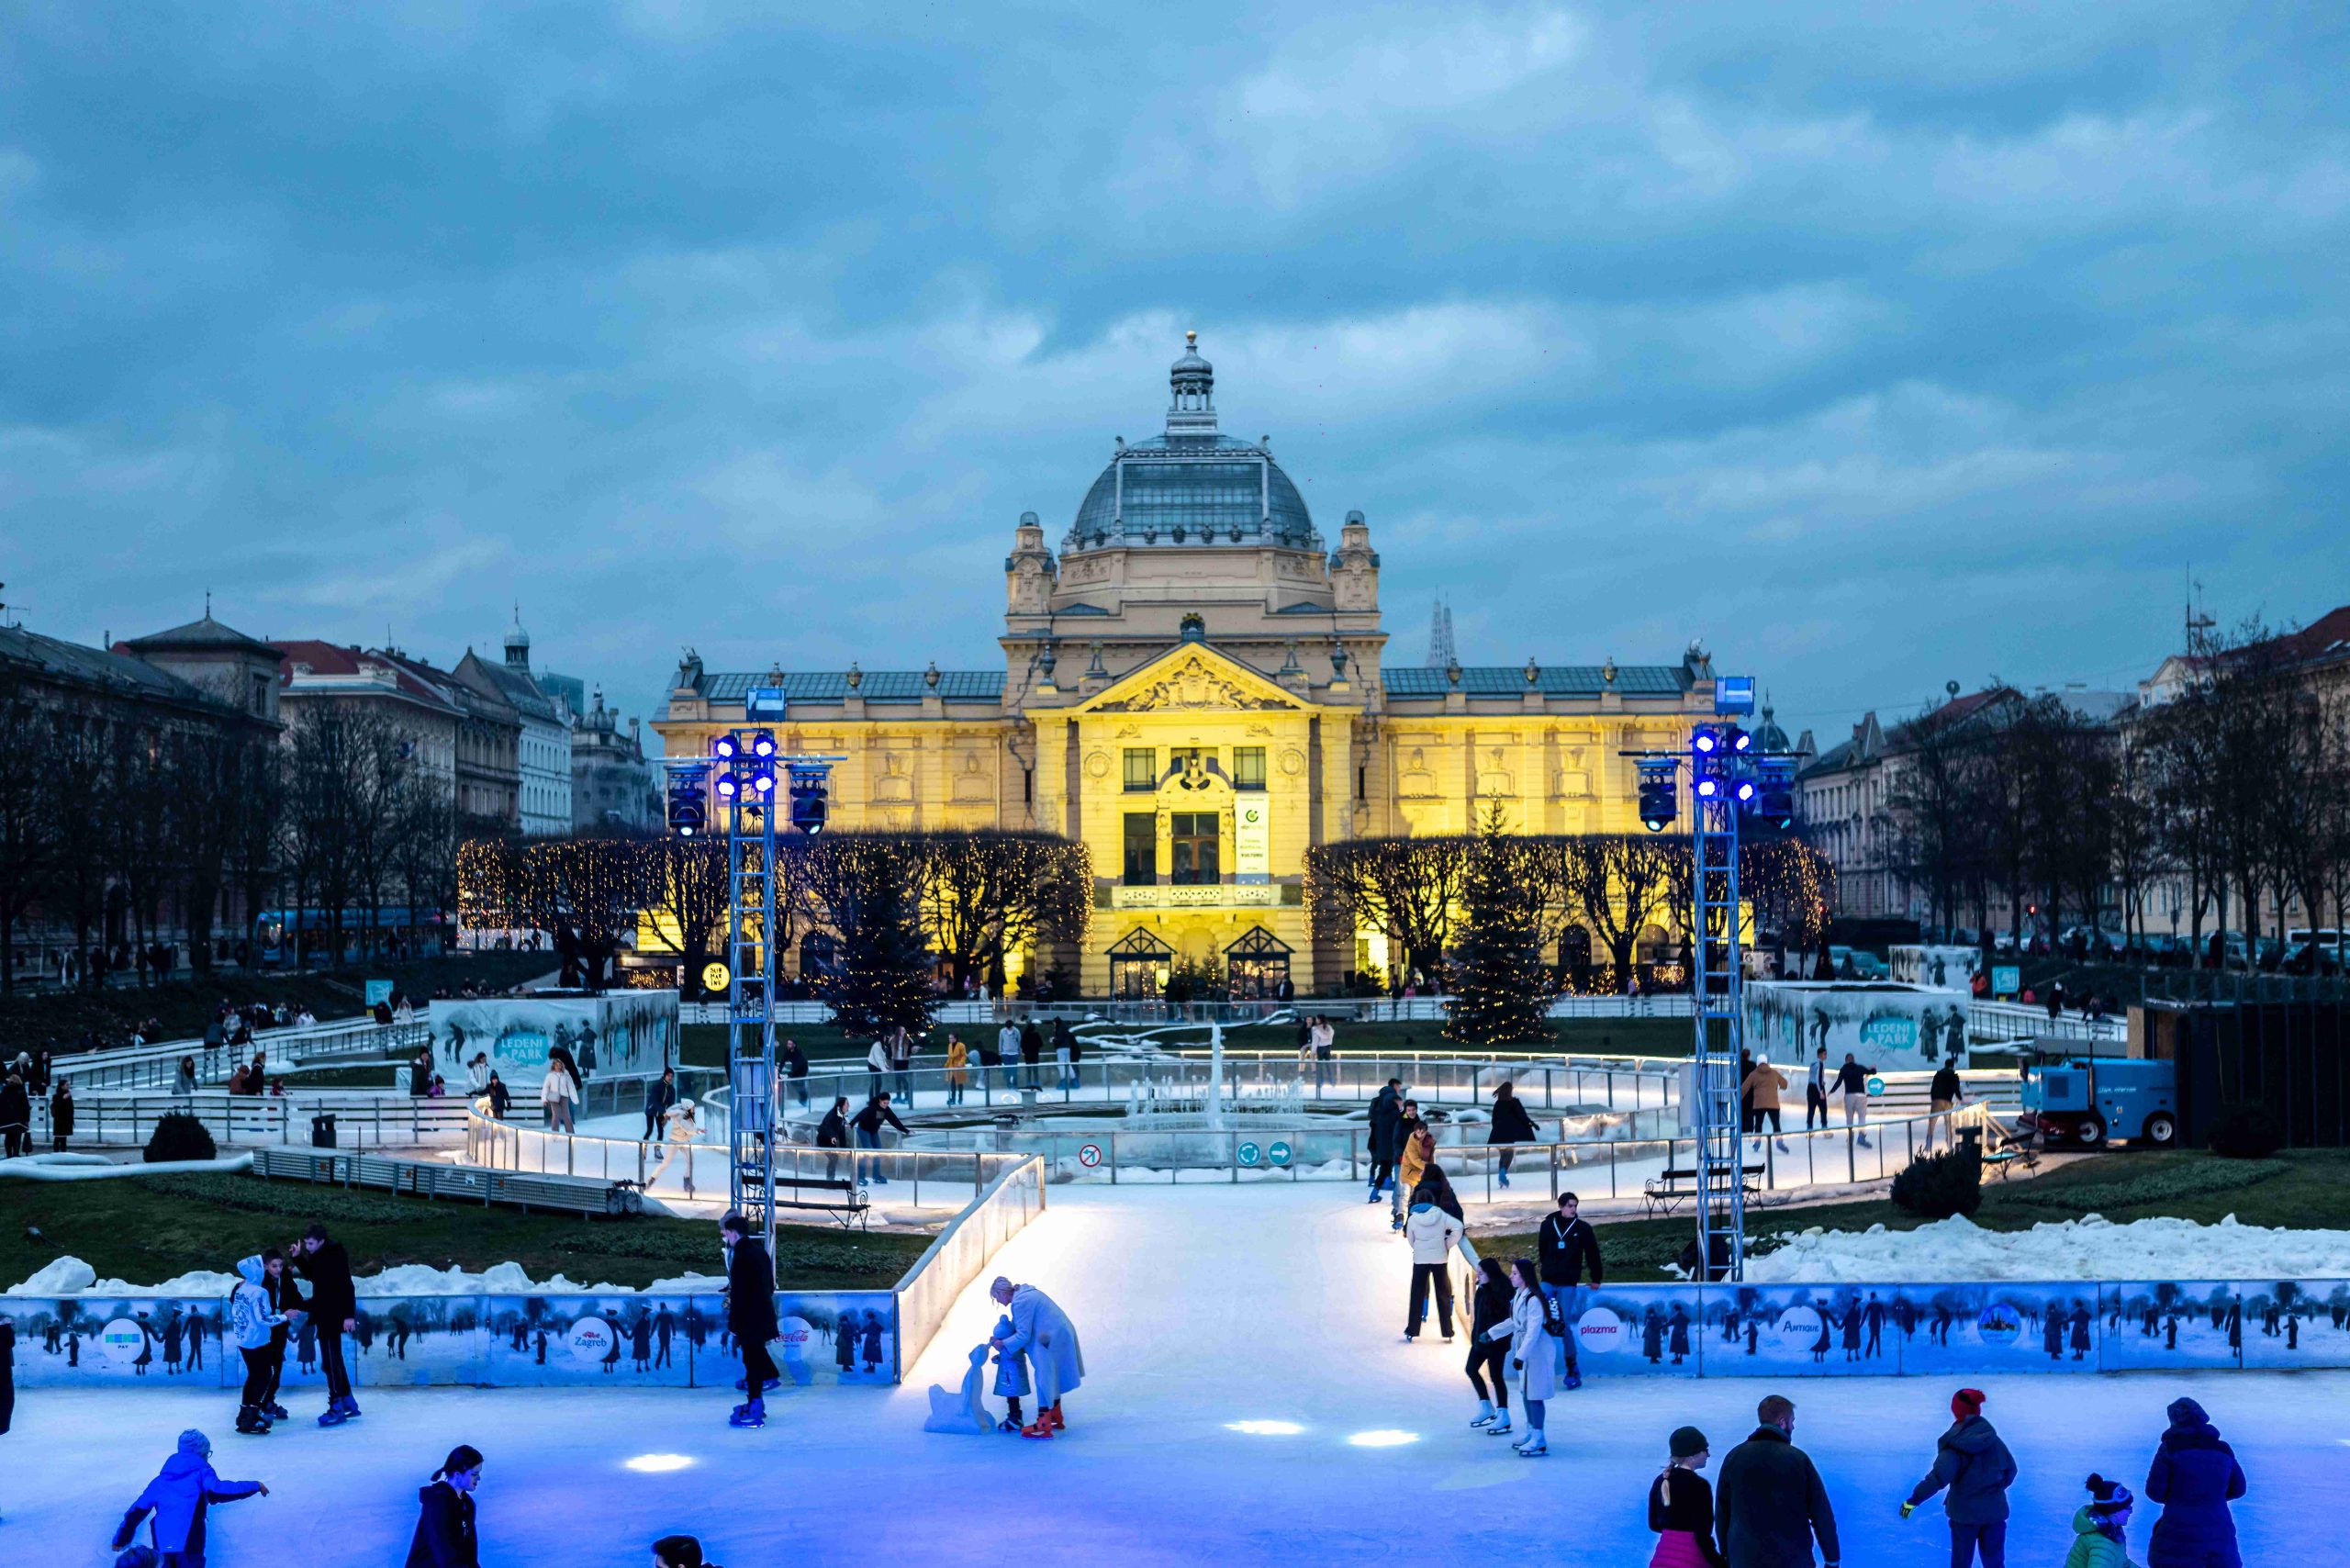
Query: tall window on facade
[
  {"left": 1170, "top": 812, "right": 1219, "bottom": 884},
  {"left": 1233, "top": 746, "right": 1267, "bottom": 790},
  {"left": 1122, "top": 812, "right": 1157, "bottom": 886},
  {"left": 1123, "top": 748, "right": 1157, "bottom": 790}
]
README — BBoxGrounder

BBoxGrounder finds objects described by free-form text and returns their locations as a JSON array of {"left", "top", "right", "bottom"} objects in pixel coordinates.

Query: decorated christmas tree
[{"left": 1443, "top": 806, "right": 1557, "bottom": 1047}]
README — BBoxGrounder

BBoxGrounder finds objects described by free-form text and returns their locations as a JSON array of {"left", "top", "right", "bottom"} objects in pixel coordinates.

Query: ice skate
[
  {"left": 1516, "top": 1431, "right": 1549, "bottom": 1457},
  {"left": 262, "top": 1401, "right": 289, "bottom": 1421},
  {"left": 234, "top": 1405, "right": 271, "bottom": 1436},
  {"left": 1020, "top": 1417, "right": 1054, "bottom": 1439},
  {"left": 1470, "top": 1402, "right": 1495, "bottom": 1428},
  {"left": 1046, "top": 1403, "right": 1066, "bottom": 1431},
  {"left": 1563, "top": 1366, "right": 1583, "bottom": 1391},
  {"left": 317, "top": 1404, "right": 349, "bottom": 1428},
  {"left": 728, "top": 1399, "right": 767, "bottom": 1428},
  {"left": 1484, "top": 1413, "right": 1513, "bottom": 1436}
]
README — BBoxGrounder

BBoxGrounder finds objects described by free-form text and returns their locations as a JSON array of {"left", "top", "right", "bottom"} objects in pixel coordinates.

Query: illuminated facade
[{"left": 654, "top": 335, "right": 1730, "bottom": 994}]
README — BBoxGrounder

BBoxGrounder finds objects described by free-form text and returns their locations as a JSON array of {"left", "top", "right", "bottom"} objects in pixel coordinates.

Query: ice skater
[
  {"left": 1834, "top": 1054, "right": 1874, "bottom": 1147},
  {"left": 990, "top": 1313, "right": 1032, "bottom": 1431},
  {"left": 407, "top": 1443, "right": 484, "bottom": 1568},
  {"left": 112, "top": 1429, "right": 269, "bottom": 1568},
  {"left": 292, "top": 1223, "right": 361, "bottom": 1426},
  {"left": 649, "top": 1098, "right": 703, "bottom": 1198},
  {"left": 1465, "top": 1258, "right": 1514, "bottom": 1437},
  {"left": 1646, "top": 1426, "right": 1727, "bottom": 1568},
  {"left": 1366, "top": 1079, "right": 1404, "bottom": 1203},
  {"left": 1402, "top": 1187, "right": 1463, "bottom": 1342},
  {"left": 228, "top": 1254, "right": 289, "bottom": 1436},
  {"left": 1488, "top": 1081, "right": 1537, "bottom": 1187},
  {"left": 990, "top": 1276, "right": 1083, "bottom": 1439},
  {"left": 1900, "top": 1388, "right": 2017, "bottom": 1568},
  {"left": 2061, "top": 1474, "right": 2135, "bottom": 1568},
  {"left": 1483, "top": 1260, "right": 1561, "bottom": 1457},
  {"left": 2144, "top": 1396, "right": 2245, "bottom": 1568},
  {"left": 719, "top": 1212, "right": 778, "bottom": 1428}
]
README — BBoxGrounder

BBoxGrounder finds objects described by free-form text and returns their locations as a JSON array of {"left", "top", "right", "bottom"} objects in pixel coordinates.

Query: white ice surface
[
  {"left": 1749, "top": 1212, "right": 2350, "bottom": 1282},
  {"left": 5, "top": 1185, "right": 2344, "bottom": 1565}
]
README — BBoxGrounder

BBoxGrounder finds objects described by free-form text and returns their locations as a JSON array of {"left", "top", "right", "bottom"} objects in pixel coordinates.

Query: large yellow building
[{"left": 655, "top": 334, "right": 1730, "bottom": 995}]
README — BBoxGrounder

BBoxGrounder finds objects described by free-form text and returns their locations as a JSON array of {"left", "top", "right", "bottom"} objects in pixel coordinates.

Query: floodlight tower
[{"left": 1689, "top": 675, "right": 1757, "bottom": 1282}]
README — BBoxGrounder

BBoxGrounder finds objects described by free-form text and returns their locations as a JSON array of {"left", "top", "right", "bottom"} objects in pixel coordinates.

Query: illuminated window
[
  {"left": 1123, "top": 812, "right": 1157, "bottom": 886},
  {"left": 1233, "top": 747, "right": 1266, "bottom": 790},
  {"left": 1124, "top": 748, "right": 1157, "bottom": 790},
  {"left": 1170, "top": 812, "right": 1219, "bottom": 884}
]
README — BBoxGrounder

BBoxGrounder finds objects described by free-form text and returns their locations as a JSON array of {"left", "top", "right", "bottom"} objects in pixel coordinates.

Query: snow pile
[
  {"left": 6, "top": 1253, "right": 726, "bottom": 1298},
  {"left": 1, "top": 1151, "right": 256, "bottom": 1182},
  {"left": 1746, "top": 1213, "right": 2350, "bottom": 1282}
]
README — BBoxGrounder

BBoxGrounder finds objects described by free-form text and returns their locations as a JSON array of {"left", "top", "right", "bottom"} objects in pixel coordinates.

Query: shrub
[
  {"left": 2209, "top": 1102, "right": 2285, "bottom": 1159},
  {"left": 143, "top": 1112, "right": 218, "bottom": 1163},
  {"left": 1891, "top": 1143, "right": 1983, "bottom": 1219}
]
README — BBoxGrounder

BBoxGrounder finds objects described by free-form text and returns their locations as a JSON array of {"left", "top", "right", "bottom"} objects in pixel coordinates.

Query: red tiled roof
[{"left": 271, "top": 640, "right": 463, "bottom": 715}]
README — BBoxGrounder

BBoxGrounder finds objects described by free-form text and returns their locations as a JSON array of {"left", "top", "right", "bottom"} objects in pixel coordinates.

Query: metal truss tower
[
  {"left": 1690, "top": 779, "right": 1747, "bottom": 1281},
  {"left": 724, "top": 789, "right": 779, "bottom": 1254}
]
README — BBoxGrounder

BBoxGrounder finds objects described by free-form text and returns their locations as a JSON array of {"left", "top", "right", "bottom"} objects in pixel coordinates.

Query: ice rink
[{"left": 8, "top": 1184, "right": 2344, "bottom": 1564}]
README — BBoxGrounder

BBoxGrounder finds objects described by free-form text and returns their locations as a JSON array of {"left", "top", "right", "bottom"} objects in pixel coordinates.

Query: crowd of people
[{"left": 1622, "top": 1386, "right": 2248, "bottom": 1568}]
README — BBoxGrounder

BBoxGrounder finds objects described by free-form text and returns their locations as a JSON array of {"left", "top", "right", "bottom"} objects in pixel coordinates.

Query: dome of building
[{"left": 1065, "top": 331, "right": 1319, "bottom": 554}]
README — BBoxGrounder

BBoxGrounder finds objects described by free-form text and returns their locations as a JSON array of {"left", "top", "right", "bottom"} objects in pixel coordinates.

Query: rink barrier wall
[
  {"left": 1435, "top": 1273, "right": 2350, "bottom": 1378},
  {"left": 888, "top": 1154, "right": 1048, "bottom": 1383},
  {"left": 0, "top": 1287, "right": 901, "bottom": 1390}
]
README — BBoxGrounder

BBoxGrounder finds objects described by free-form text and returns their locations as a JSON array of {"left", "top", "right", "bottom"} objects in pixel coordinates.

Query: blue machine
[{"left": 2020, "top": 1056, "right": 2178, "bottom": 1148}]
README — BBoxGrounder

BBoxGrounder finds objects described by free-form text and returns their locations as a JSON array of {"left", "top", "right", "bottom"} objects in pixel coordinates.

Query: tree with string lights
[{"left": 1443, "top": 805, "right": 1558, "bottom": 1046}]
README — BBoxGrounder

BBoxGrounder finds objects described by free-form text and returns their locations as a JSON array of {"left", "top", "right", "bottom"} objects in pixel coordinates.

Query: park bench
[
  {"left": 1642, "top": 1161, "right": 1764, "bottom": 1218},
  {"left": 767, "top": 1173, "right": 871, "bottom": 1228}
]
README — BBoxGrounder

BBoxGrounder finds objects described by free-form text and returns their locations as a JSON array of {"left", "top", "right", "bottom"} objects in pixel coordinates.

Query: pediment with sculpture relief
[{"left": 1080, "top": 644, "right": 1301, "bottom": 714}]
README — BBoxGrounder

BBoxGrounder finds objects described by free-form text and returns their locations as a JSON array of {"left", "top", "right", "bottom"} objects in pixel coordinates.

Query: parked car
[{"left": 2020, "top": 1056, "right": 2178, "bottom": 1148}]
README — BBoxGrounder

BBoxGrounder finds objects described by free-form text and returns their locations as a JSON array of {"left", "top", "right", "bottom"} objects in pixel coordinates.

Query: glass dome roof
[{"left": 1064, "top": 332, "right": 1319, "bottom": 553}]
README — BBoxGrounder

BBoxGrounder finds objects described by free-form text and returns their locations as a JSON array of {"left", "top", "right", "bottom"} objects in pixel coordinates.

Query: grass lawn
[
  {"left": 1, "top": 1172, "right": 930, "bottom": 1292},
  {"left": 1483, "top": 1148, "right": 2350, "bottom": 1282}
]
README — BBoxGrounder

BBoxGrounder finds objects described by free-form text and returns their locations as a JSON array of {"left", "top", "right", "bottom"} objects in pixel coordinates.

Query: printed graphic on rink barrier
[
  {"left": 1528, "top": 1278, "right": 2350, "bottom": 1378},
  {"left": 0, "top": 1289, "right": 897, "bottom": 1390}
]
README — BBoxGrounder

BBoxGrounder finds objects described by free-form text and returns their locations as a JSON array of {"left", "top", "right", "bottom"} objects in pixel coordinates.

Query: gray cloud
[{"left": 2, "top": 1, "right": 2344, "bottom": 744}]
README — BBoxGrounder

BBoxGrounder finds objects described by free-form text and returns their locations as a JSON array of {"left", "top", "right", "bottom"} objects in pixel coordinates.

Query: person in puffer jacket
[
  {"left": 2064, "top": 1474, "right": 2139, "bottom": 1568},
  {"left": 229, "top": 1254, "right": 289, "bottom": 1436},
  {"left": 2144, "top": 1396, "right": 2245, "bottom": 1568},
  {"left": 1900, "top": 1387, "right": 2018, "bottom": 1566},
  {"left": 1402, "top": 1195, "right": 1463, "bottom": 1341},
  {"left": 112, "top": 1428, "right": 269, "bottom": 1567}
]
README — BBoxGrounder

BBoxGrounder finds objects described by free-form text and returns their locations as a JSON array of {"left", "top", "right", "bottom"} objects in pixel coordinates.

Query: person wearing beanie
[
  {"left": 2065, "top": 1475, "right": 2138, "bottom": 1568},
  {"left": 654, "top": 1536, "right": 723, "bottom": 1568},
  {"left": 2144, "top": 1396, "right": 2245, "bottom": 1568},
  {"left": 1901, "top": 1388, "right": 2018, "bottom": 1566},
  {"left": 1649, "top": 1425, "right": 1729, "bottom": 1567},
  {"left": 112, "top": 1429, "right": 270, "bottom": 1568},
  {"left": 406, "top": 1444, "right": 484, "bottom": 1568}
]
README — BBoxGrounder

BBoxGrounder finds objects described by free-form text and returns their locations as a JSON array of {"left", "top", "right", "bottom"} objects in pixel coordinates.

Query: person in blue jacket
[
  {"left": 111, "top": 1429, "right": 269, "bottom": 1568},
  {"left": 2144, "top": 1396, "right": 2247, "bottom": 1568}
]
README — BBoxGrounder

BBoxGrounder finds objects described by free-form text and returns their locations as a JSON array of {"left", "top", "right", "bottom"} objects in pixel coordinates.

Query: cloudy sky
[{"left": 5, "top": 3, "right": 2344, "bottom": 747}]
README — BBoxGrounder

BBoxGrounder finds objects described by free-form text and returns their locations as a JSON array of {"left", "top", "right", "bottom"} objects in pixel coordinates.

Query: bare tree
[{"left": 918, "top": 830, "right": 1092, "bottom": 991}]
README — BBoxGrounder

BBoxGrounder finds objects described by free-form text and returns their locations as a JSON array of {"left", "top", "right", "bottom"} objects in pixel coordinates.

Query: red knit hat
[{"left": 1952, "top": 1387, "right": 1986, "bottom": 1419}]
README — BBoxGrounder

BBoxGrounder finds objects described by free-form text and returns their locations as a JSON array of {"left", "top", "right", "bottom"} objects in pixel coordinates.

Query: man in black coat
[
  {"left": 815, "top": 1095, "right": 850, "bottom": 1182},
  {"left": 643, "top": 1069, "right": 678, "bottom": 1140},
  {"left": 719, "top": 1212, "right": 778, "bottom": 1428},
  {"left": 1487, "top": 1081, "right": 1539, "bottom": 1187},
  {"left": 293, "top": 1224, "right": 361, "bottom": 1425},
  {"left": 1717, "top": 1394, "right": 1841, "bottom": 1568},
  {"left": 1018, "top": 1021, "right": 1045, "bottom": 1091},
  {"left": 1537, "top": 1192, "right": 1604, "bottom": 1386},
  {"left": 1366, "top": 1080, "right": 1404, "bottom": 1203}
]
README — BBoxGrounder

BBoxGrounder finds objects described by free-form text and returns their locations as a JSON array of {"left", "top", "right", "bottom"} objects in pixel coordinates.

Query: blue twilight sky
[{"left": 4, "top": 3, "right": 2346, "bottom": 748}]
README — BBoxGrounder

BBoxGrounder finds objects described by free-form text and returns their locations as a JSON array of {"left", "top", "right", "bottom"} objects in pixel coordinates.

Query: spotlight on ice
[
  {"left": 1346, "top": 1429, "right": 1418, "bottom": 1448},
  {"left": 623, "top": 1453, "right": 698, "bottom": 1473},
  {"left": 1225, "top": 1420, "right": 1304, "bottom": 1436}
]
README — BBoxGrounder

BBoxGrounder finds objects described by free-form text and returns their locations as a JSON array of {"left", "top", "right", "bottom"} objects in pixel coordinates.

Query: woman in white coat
[
  {"left": 990, "top": 1277, "right": 1083, "bottom": 1439},
  {"left": 540, "top": 1056, "right": 578, "bottom": 1135},
  {"left": 1480, "top": 1258, "right": 1561, "bottom": 1457}
]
